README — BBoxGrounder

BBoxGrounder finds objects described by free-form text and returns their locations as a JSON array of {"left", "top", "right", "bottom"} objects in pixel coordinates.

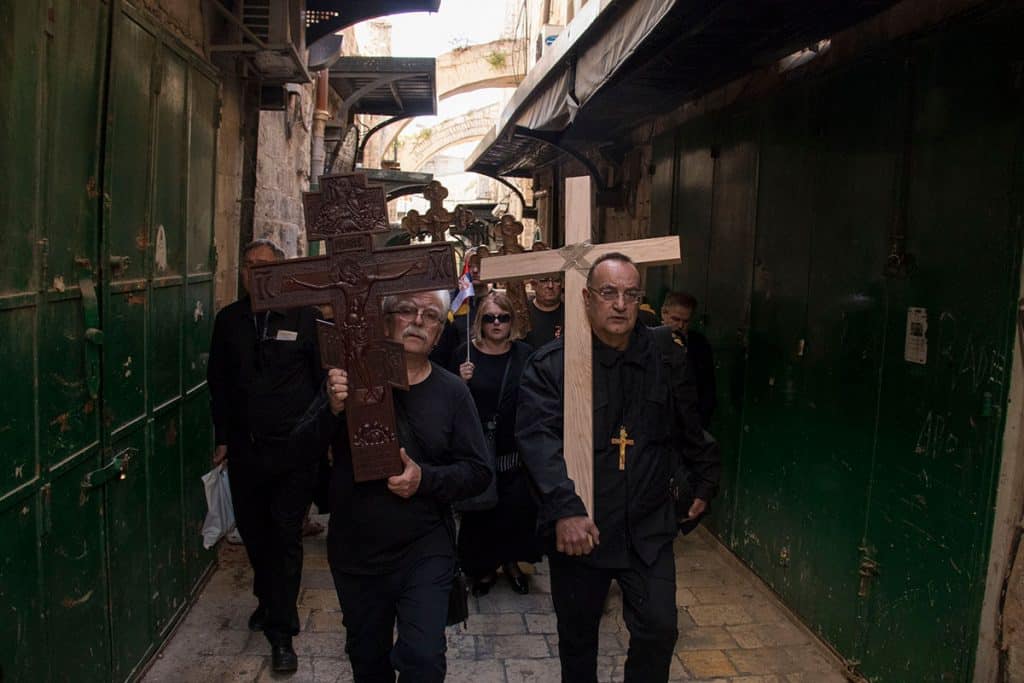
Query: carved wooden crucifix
[
  {"left": 249, "top": 173, "right": 456, "bottom": 481},
  {"left": 400, "top": 179, "right": 474, "bottom": 242},
  {"left": 479, "top": 176, "right": 681, "bottom": 516}
]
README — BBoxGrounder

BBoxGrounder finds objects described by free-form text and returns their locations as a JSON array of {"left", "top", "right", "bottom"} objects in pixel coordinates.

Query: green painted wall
[
  {"left": 0, "top": 2, "right": 218, "bottom": 680},
  {"left": 653, "top": 11, "right": 1023, "bottom": 682}
]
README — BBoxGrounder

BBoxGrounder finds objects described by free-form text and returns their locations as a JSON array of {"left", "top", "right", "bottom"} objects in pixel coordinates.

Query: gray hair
[
  {"left": 242, "top": 238, "right": 285, "bottom": 260},
  {"left": 381, "top": 290, "right": 451, "bottom": 321}
]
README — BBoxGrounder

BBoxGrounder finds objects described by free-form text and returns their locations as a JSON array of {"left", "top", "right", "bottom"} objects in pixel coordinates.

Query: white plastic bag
[{"left": 201, "top": 464, "right": 235, "bottom": 549}]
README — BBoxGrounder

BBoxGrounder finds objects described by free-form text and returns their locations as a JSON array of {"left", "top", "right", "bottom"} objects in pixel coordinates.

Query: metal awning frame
[
  {"left": 205, "top": 0, "right": 311, "bottom": 84},
  {"left": 306, "top": 0, "right": 442, "bottom": 44}
]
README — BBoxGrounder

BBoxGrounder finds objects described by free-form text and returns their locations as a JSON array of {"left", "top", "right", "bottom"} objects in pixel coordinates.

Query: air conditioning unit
[{"left": 211, "top": 0, "right": 311, "bottom": 84}]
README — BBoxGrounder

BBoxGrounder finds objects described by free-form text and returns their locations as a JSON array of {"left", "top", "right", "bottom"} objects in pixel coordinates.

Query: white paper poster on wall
[{"left": 905, "top": 307, "right": 928, "bottom": 365}]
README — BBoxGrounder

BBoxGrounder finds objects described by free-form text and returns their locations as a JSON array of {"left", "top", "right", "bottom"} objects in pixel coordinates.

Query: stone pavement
[{"left": 142, "top": 517, "right": 851, "bottom": 682}]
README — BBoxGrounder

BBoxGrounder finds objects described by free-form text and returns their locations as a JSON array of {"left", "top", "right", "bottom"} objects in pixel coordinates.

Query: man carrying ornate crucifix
[
  {"left": 514, "top": 252, "right": 720, "bottom": 682},
  {"left": 251, "top": 173, "right": 491, "bottom": 680}
]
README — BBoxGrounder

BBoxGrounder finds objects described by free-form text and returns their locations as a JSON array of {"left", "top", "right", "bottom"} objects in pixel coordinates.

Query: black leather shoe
[
  {"left": 271, "top": 640, "right": 298, "bottom": 673},
  {"left": 471, "top": 573, "right": 497, "bottom": 597},
  {"left": 503, "top": 562, "right": 529, "bottom": 595},
  {"left": 248, "top": 605, "right": 268, "bottom": 632}
]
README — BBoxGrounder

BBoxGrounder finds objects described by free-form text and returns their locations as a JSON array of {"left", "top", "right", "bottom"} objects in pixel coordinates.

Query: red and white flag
[{"left": 450, "top": 261, "right": 475, "bottom": 314}]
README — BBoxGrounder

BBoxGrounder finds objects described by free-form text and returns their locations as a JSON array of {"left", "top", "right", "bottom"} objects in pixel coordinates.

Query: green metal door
[
  {"left": 0, "top": 3, "right": 48, "bottom": 681},
  {"left": 792, "top": 60, "right": 899, "bottom": 658},
  {"left": 103, "top": 10, "right": 159, "bottom": 676},
  {"left": 699, "top": 109, "right": 759, "bottom": 545},
  {"left": 731, "top": 83, "right": 820, "bottom": 603},
  {"left": 0, "top": 1, "right": 219, "bottom": 680},
  {"left": 857, "top": 23, "right": 1023, "bottom": 681},
  {"left": 0, "top": 0, "right": 113, "bottom": 679},
  {"left": 652, "top": 9, "right": 1024, "bottom": 680}
]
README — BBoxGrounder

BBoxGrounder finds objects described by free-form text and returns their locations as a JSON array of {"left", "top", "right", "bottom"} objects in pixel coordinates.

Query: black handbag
[
  {"left": 442, "top": 509, "right": 470, "bottom": 627},
  {"left": 454, "top": 350, "right": 514, "bottom": 512}
]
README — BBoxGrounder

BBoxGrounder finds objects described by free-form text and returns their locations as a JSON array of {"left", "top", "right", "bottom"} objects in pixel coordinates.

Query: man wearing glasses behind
[
  {"left": 524, "top": 274, "right": 564, "bottom": 349},
  {"left": 516, "top": 253, "right": 720, "bottom": 683},
  {"left": 207, "top": 239, "right": 324, "bottom": 672}
]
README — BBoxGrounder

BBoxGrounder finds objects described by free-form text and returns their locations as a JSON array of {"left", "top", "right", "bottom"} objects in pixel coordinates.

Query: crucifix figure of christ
[
  {"left": 248, "top": 173, "right": 457, "bottom": 482},
  {"left": 611, "top": 426, "right": 635, "bottom": 471},
  {"left": 478, "top": 176, "right": 681, "bottom": 516}
]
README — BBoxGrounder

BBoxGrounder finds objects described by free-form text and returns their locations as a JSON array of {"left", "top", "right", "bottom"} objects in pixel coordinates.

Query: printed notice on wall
[{"left": 904, "top": 307, "right": 928, "bottom": 364}]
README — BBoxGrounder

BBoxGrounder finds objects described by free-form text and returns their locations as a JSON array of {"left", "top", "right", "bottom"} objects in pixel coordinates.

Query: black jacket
[
  {"left": 449, "top": 340, "right": 534, "bottom": 455},
  {"left": 516, "top": 325, "right": 717, "bottom": 567},
  {"left": 207, "top": 296, "right": 323, "bottom": 449}
]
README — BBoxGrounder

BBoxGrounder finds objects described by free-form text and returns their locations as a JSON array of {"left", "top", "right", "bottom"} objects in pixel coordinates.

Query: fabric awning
[
  {"left": 467, "top": 0, "right": 903, "bottom": 179},
  {"left": 515, "top": 0, "right": 676, "bottom": 132}
]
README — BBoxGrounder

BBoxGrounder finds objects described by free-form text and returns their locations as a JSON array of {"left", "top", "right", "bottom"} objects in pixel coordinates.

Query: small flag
[{"left": 450, "top": 262, "right": 475, "bottom": 313}]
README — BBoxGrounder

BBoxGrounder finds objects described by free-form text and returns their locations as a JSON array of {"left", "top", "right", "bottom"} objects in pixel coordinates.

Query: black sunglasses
[{"left": 482, "top": 313, "right": 512, "bottom": 324}]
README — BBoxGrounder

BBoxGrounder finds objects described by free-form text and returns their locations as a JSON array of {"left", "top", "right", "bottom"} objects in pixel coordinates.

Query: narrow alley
[{"left": 142, "top": 519, "right": 848, "bottom": 682}]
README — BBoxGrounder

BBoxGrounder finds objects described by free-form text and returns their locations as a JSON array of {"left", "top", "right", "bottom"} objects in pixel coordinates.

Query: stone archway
[
  {"left": 436, "top": 39, "right": 525, "bottom": 100},
  {"left": 398, "top": 103, "right": 500, "bottom": 172}
]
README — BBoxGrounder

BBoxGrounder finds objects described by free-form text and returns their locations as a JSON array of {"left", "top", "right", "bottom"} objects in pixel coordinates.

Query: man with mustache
[
  {"left": 516, "top": 253, "right": 720, "bottom": 682},
  {"left": 292, "top": 289, "right": 491, "bottom": 683}
]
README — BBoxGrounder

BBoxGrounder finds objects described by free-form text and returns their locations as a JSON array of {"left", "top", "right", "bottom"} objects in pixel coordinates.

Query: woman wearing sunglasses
[{"left": 448, "top": 291, "right": 541, "bottom": 596}]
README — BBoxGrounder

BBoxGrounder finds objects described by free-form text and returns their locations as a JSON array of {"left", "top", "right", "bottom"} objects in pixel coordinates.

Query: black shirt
[
  {"left": 524, "top": 301, "right": 564, "bottom": 349},
  {"left": 292, "top": 363, "right": 491, "bottom": 574},
  {"left": 448, "top": 341, "right": 533, "bottom": 456},
  {"left": 591, "top": 336, "right": 646, "bottom": 567},
  {"left": 207, "top": 296, "right": 322, "bottom": 446},
  {"left": 517, "top": 325, "right": 716, "bottom": 568}
]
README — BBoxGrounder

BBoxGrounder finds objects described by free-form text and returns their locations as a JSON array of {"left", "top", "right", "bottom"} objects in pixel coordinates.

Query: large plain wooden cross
[
  {"left": 479, "top": 176, "right": 681, "bottom": 516},
  {"left": 248, "top": 173, "right": 457, "bottom": 481}
]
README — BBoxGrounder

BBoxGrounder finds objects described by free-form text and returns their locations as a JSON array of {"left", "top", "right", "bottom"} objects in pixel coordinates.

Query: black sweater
[{"left": 292, "top": 363, "right": 491, "bottom": 574}]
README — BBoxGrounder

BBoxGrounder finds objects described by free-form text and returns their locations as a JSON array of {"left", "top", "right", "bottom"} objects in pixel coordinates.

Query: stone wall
[{"left": 253, "top": 84, "right": 314, "bottom": 257}]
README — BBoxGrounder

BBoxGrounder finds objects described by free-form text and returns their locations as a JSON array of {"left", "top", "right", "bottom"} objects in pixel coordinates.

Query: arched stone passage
[
  {"left": 398, "top": 103, "right": 500, "bottom": 172},
  {"left": 436, "top": 39, "right": 525, "bottom": 100}
]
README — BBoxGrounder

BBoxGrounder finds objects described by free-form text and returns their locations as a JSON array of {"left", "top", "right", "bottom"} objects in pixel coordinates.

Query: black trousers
[
  {"left": 228, "top": 438, "right": 316, "bottom": 644},
  {"left": 548, "top": 543, "right": 678, "bottom": 683},
  {"left": 331, "top": 545, "right": 453, "bottom": 683}
]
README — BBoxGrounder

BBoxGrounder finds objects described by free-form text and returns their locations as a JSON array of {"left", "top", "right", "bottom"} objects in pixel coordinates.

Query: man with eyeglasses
[
  {"left": 292, "top": 288, "right": 491, "bottom": 683},
  {"left": 524, "top": 274, "right": 565, "bottom": 349},
  {"left": 516, "top": 253, "right": 720, "bottom": 682},
  {"left": 207, "top": 238, "right": 325, "bottom": 672}
]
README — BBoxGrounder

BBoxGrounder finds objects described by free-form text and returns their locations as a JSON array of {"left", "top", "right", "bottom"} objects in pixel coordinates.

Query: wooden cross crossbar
[
  {"left": 249, "top": 173, "right": 457, "bottom": 482},
  {"left": 479, "top": 176, "right": 681, "bottom": 516}
]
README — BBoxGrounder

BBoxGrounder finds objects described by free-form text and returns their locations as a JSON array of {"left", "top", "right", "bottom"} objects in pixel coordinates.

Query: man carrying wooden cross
[
  {"left": 514, "top": 246, "right": 720, "bottom": 681},
  {"left": 481, "top": 176, "right": 720, "bottom": 680}
]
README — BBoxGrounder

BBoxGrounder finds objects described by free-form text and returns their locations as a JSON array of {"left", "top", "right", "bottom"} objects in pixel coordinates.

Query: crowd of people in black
[{"left": 208, "top": 240, "right": 720, "bottom": 682}]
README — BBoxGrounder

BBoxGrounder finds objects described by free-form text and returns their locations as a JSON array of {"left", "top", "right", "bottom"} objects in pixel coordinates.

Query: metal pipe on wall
[{"left": 310, "top": 70, "right": 330, "bottom": 187}]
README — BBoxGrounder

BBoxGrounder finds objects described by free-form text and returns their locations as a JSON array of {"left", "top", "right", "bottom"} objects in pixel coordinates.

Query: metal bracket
[
  {"left": 76, "top": 259, "right": 103, "bottom": 399},
  {"left": 82, "top": 448, "right": 137, "bottom": 489},
  {"left": 857, "top": 546, "right": 880, "bottom": 598}
]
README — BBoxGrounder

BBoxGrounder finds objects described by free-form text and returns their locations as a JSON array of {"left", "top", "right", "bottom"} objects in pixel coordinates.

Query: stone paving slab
[{"left": 142, "top": 519, "right": 851, "bottom": 682}]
